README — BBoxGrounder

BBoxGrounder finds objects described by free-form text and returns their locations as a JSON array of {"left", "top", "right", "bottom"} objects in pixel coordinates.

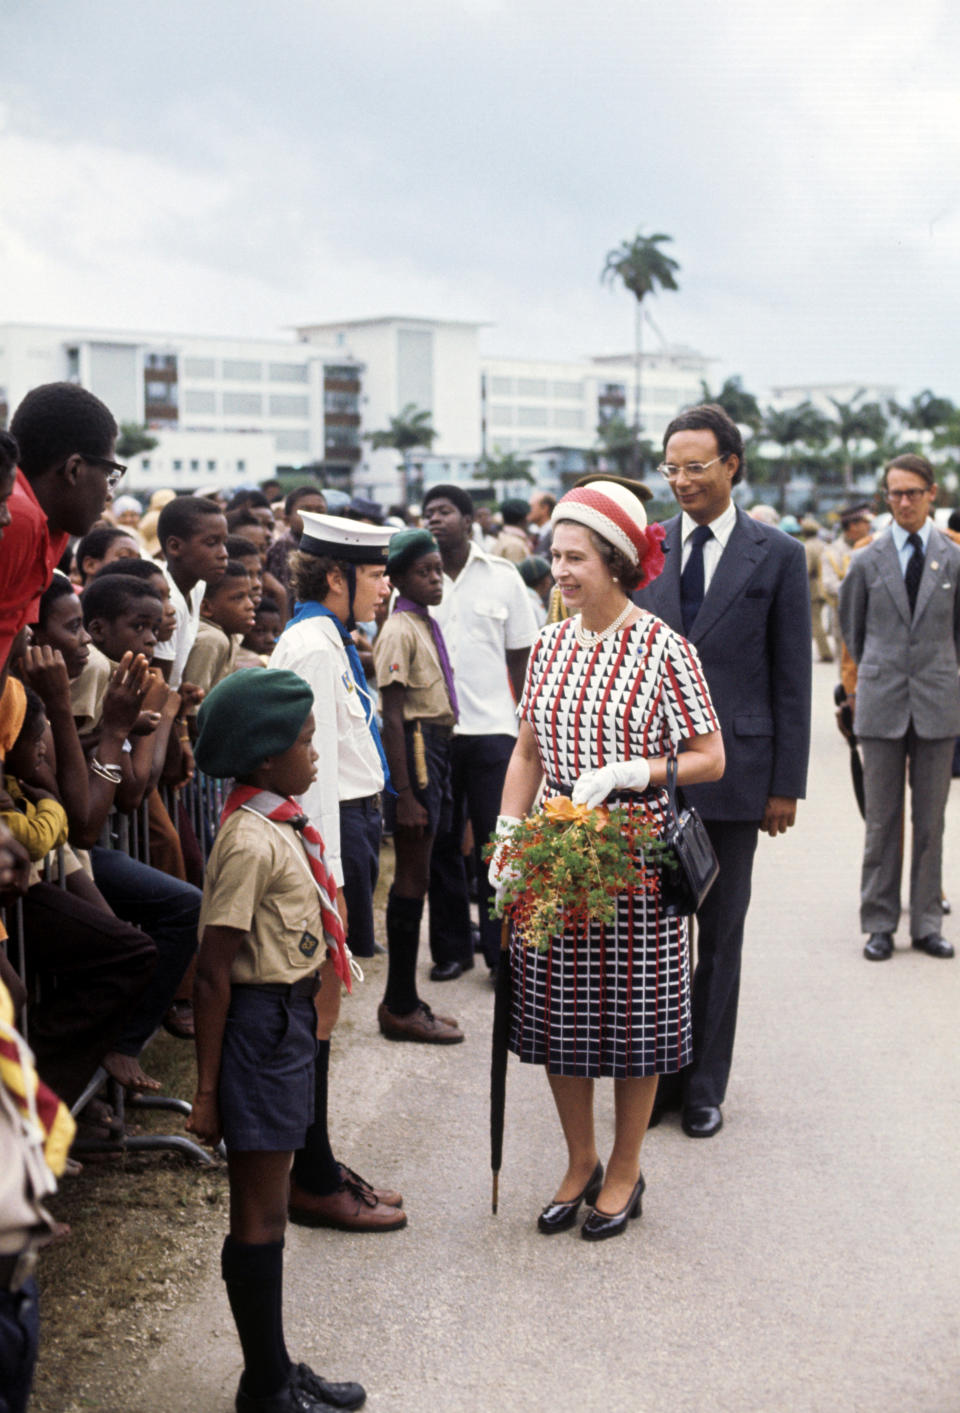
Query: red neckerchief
[{"left": 220, "top": 785, "right": 352, "bottom": 992}]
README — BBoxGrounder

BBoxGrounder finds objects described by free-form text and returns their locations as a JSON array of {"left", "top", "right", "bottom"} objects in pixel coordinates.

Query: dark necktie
[
  {"left": 904, "top": 532, "right": 924, "bottom": 615},
  {"left": 681, "top": 525, "right": 713, "bottom": 634}
]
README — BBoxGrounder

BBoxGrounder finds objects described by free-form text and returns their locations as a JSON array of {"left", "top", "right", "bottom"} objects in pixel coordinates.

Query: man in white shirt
[
  {"left": 269, "top": 512, "right": 406, "bottom": 1233},
  {"left": 423, "top": 485, "right": 538, "bottom": 978},
  {"left": 839, "top": 454, "right": 960, "bottom": 962}
]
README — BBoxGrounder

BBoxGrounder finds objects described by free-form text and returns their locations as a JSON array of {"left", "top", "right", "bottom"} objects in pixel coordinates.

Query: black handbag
[{"left": 657, "top": 755, "right": 720, "bottom": 917}]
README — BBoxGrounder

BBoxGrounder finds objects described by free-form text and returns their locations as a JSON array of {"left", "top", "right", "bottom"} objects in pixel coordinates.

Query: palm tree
[
  {"left": 366, "top": 403, "right": 438, "bottom": 506},
  {"left": 601, "top": 231, "right": 680, "bottom": 461},
  {"left": 826, "top": 392, "right": 887, "bottom": 490},
  {"left": 591, "top": 415, "right": 657, "bottom": 477},
  {"left": 699, "top": 376, "right": 763, "bottom": 435},
  {"left": 480, "top": 448, "right": 534, "bottom": 487},
  {"left": 762, "top": 403, "right": 831, "bottom": 511},
  {"left": 116, "top": 422, "right": 159, "bottom": 459}
]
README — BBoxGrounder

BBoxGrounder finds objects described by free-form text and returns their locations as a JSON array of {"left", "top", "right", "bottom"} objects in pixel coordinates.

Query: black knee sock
[
  {"left": 221, "top": 1236, "right": 290, "bottom": 1398},
  {"left": 291, "top": 1039, "right": 341, "bottom": 1195},
  {"left": 383, "top": 890, "right": 423, "bottom": 1017}
]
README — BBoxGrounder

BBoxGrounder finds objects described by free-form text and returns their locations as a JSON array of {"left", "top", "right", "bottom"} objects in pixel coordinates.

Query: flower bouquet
[{"left": 487, "top": 796, "right": 673, "bottom": 953}]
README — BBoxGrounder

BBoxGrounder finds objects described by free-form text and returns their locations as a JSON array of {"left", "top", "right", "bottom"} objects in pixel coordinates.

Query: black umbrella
[
  {"left": 490, "top": 916, "right": 512, "bottom": 1214},
  {"left": 834, "top": 682, "right": 865, "bottom": 819}
]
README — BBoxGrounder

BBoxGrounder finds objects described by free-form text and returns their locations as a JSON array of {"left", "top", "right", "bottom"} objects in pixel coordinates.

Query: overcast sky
[{"left": 4, "top": 0, "right": 960, "bottom": 403}]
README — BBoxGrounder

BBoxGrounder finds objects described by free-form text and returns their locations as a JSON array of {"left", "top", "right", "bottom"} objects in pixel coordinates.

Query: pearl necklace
[{"left": 574, "top": 601, "right": 634, "bottom": 648}]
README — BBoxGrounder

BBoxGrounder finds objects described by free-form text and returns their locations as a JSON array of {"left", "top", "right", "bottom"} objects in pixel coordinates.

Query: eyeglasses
[
  {"left": 885, "top": 488, "right": 929, "bottom": 503},
  {"left": 79, "top": 453, "right": 127, "bottom": 490},
  {"left": 657, "top": 455, "right": 727, "bottom": 481}
]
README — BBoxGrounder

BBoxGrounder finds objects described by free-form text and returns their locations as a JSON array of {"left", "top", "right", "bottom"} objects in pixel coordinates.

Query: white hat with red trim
[{"left": 551, "top": 480, "right": 649, "bottom": 565}]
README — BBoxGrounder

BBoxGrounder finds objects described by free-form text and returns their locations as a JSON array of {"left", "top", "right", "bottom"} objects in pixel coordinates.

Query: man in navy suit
[{"left": 636, "top": 404, "right": 811, "bottom": 1138}]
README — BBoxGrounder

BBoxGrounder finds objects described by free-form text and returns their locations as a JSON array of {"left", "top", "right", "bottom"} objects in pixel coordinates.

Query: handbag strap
[{"left": 664, "top": 753, "right": 681, "bottom": 827}]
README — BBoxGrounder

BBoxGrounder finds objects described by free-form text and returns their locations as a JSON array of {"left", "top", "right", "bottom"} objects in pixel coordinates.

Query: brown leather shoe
[
  {"left": 289, "top": 1177, "right": 407, "bottom": 1232},
  {"left": 337, "top": 1162, "right": 403, "bottom": 1210},
  {"left": 377, "top": 1001, "right": 464, "bottom": 1044}
]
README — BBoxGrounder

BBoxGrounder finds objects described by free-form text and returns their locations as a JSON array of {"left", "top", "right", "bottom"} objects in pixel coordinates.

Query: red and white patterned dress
[{"left": 509, "top": 612, "right": 719, "bottom": 1078}]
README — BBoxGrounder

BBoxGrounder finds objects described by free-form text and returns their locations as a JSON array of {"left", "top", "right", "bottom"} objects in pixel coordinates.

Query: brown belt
[{"left": 340, "top": 793, "right": 381, "bottom": 811}]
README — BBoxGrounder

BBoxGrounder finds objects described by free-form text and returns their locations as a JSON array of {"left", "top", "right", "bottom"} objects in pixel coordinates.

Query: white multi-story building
[
  {"left": 0, "top": 323, "right": 363, "bottom": 493},
  {"left": 294, "top": 316, "right": 484, "bottom": 505}
]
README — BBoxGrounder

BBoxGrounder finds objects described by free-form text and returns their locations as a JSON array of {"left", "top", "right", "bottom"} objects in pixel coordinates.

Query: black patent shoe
[
  {"left": 537, "top": 1161, "right": 604, "bottom": 1234},
  {"left": 291, "top": 1364, "right": 366, "bottom": 1410},
  {"left": 236, "top": 1373, "right": 342, "bottom": 1412},
  {"left": 580, "top": 1173, "right": 645, "bottom": 1242}
]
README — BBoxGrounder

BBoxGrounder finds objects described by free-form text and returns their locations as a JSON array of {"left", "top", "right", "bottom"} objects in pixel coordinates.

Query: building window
[
  {"left": 145, "top": 380, "right": 177, "bottom": 405},
  {"left": 236, "top": 460, "right": 246, "bottom": 473},
  {"left": 268, "top": 362, "right": 309, "bottom": 383},
  {"left": 517, "top": 378, "right": 548, "bottom": 398},
  {"left": 324, "top": 365, "right": 358, "bottom": 380},
  {"left": 207, "top": 459, "right": 217, "bottom": 472},
  {"left": 517, "top": 406, "right": 548, "bottom": 427},
  {"left": 172, "top": 460, "right": 183, "bottom": 472},
  {"left": 489, "top": 404, "right": 514, "bottom": 426},
  {"left": 221, "top": 359, "right": 263, "bottom": 381},
  {"left": 268, "top": 394, "right": 310, "bottom": 417},
  {"left": 552, "top": 380, "right": 584, "bottom": 400},
  {"left": 324, "top": 391, "right": 359, "bottom": 414},
  {"left": 183, "top": 357, "right": 216, "bottom": 379},
  {"left": 184, "top": 390, "right": 217, "bottom": 415},
  {"left": 65, "top": 347, "right": 80, "bottom": 381},
  {"left": 190, "top": 460, "right": 200, "bottom": 472},
  {"left": 222, "top": 392, "right": 263, "bottom": 416},
  {"left": 145, "top": 353, "right": 177, "bottom": 371},
  {"left": 553, "top": 409, "right": 584, "bottom": 430},
  {"left": 489, "top": 376, "right": 514, "bottom": 396},
  {"left": 274, "top": 430, "right": 311, "bottom": 452},
  {"left": 141, "top": 459, "right": 151, "bottom": 472}
]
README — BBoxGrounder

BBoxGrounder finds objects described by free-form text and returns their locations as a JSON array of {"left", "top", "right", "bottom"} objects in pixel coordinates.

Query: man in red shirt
[{"left": 1, "top": 383, "right": 121, "bottom": 671}]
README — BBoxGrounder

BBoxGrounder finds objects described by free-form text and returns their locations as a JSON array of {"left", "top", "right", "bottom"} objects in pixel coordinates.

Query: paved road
[{"left": 136, "top": 661, "right": 960, "bottom": 1412}]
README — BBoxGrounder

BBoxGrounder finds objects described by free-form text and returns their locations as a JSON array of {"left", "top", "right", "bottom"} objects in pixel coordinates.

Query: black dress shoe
[
  {"left": 430, "top": 960, "right": 463, "bottom": 981},
  {"left": 863, "top": 931, "right": 894, "bottom": 961},
  {"left": 682, "top": 1105, "right": 723, "bottom": 1138},
  {"left": 911, "top": 933, "right": 955, "bottom": 959},
  {"left": 291, "top": 1364, "right": 366, "bottom": 1410},
  {"left": 236, "top": 1373, "right": 341, "bottom": 1411},
  {"left": 537, "top": 1161, "right": 603, "bottom": 1234},
  {"left": 580, "top": 1173, "right": 645, "bottom": 1241}
]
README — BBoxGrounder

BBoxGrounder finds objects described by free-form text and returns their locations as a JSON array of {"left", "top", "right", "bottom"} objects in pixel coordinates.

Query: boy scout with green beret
[{"left": 187, "top": 668, "right": 366, "bottom": 1413}]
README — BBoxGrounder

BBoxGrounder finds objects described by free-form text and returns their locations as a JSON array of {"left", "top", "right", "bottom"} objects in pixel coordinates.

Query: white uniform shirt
[
  {"left": 679, "top": 500, "right": 738, "bottom": 595},
  {"left": 151, "top": 564, "right": 205, "bottom": 688},
  {"left": 433, "top": 542, "right": 538, "bottom": 737},
  {"left": 269, "top": 615, "right": 383, "bottom": 885}
]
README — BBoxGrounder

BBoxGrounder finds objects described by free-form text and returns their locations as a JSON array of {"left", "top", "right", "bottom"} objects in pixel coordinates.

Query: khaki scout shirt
[
  {"left": 182, "top": 617, "right": 239, "bottom": 706},
  {"left": 199, "top": 810, "right": 326, "bottom": 985},
  {"left": 69, "top": 643, "right": 113, "bottom": 732},
  {"left": 373, "top": 611, "right": 455, "bottom": 726}
]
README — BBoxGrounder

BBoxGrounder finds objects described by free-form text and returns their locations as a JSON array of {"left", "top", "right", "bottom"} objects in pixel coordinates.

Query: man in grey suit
[
  {"left": 839, "top": 454, "right": 960, "bottom": 962},
  {"left": 636, "top": 404, "right": 811, "bottom": 1138}
]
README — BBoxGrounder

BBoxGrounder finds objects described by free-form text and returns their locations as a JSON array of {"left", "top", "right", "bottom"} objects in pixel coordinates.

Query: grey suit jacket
[
  {"left": 838, "top": 525, "right": 960, "bottom": 739},
  {"left": 635, "top": 509, "right": 812, "bottom": 821}
]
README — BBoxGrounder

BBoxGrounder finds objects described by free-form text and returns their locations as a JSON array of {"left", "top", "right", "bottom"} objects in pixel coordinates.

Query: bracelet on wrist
[{"left": 90, "top": 758, "right": 122, "bottom": 784}]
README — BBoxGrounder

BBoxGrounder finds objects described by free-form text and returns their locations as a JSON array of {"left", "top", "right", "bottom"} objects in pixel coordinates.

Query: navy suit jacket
[{"left": 635, "top": 508, "right": 812, "bottom": 821}]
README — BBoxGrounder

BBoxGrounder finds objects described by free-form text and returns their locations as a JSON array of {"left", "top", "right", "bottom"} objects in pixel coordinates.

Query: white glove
[
  {"left": 488, "top": 814, "right": 522, "bottom": 914},
  {"left": 571, "top": 760, "right": 651, "bottom": 809}
]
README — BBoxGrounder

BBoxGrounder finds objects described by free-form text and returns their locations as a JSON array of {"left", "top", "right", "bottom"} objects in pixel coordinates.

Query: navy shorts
[{"left": 218, "top": 985, "right": 317, "bottom": 1152}]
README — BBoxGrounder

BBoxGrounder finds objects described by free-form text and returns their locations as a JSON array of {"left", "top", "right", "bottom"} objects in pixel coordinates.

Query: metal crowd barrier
[{"left": 1, "top": 777, "right": 229, "bottom": 1165}]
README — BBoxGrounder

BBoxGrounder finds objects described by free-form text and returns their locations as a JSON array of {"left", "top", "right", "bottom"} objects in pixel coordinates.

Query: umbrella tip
[{"left": 492, "top": 1173, "right": 499, "bottom": 1215}]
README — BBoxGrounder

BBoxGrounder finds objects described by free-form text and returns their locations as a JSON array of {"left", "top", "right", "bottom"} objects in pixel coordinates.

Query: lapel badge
[{"left": 930, "top": 560, "right": 939, "bottom": 571}]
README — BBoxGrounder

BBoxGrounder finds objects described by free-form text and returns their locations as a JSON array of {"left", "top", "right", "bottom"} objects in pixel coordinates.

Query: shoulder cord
[{"left": 239, "top": 807, "right": 364, "bottom": 984}]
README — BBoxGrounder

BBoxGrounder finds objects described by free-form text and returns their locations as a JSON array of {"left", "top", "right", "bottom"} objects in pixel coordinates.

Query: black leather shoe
[
  {"left": 911, "top": 933, "right": 955, "bottom": 959},
  {"left": 236, "top": 1373, "right": 342, "bottom": 1412},
  {"left": 682, "top": 1105, "right": 723, "bottom": 1138},
  {"left": 580, "top": 1173, "right": 645, "bottom": 1241},
  {"left": 537, "top": 1161, "right": 603, "bottom": 1234},
  {"left": 863, "top": 931, "right": 894, "bottom": 961},
  {"left": 430, "top": 960, "right": 465, "bottom": 982},
  {"left": 291, "top": 1364, "right": 366, "bottom": 1410}
]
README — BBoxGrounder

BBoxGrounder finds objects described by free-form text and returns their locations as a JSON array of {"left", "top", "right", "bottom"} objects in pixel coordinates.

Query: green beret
[
  {"left": 386, "top": 527, "right": 438, "bottom": 576},
  {"left": 195, "top": 669, "right": 314, "bottom": 779},
  {"left": 518, "top": 555, "right": 552, "bottom": 588}
]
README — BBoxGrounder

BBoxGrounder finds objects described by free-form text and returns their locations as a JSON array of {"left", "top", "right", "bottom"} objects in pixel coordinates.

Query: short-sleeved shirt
[
  {"left": 182, "top": 618, "right": 239, "bottom": 704},
  {"left": 433, "top": 542, "right": 538, "bottom": 738},
  {"left": 373, "top": 612, "right": 455, "bottom": 726},
  {"left": 70, "top": 644, "right": 113, "bottom": 733},
  {"left": 199, "top": 810, "right": 326, "bottom": 986},
  {"left": 151, "top": 565, "right": 205, "bottom": 688},
  {"left": 0, "top": 472, "right": 69, "bottom": 669}
]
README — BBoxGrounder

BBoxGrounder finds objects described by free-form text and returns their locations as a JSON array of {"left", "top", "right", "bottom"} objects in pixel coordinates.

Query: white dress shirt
[
  {"left": 680, "top": 501, "right": 738, "bottom": 594},
  {"left": 890, "top": 517, "right": 933, "bottom": 575},
  {"left": 151, "top": 564, "right": 205, "bottom": 688},
  {"left": 269, "top": 615, "right": 383, "bottom": 886},
  {"left": 433, "top": 542, "right": 538, "bottom": 737}
]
